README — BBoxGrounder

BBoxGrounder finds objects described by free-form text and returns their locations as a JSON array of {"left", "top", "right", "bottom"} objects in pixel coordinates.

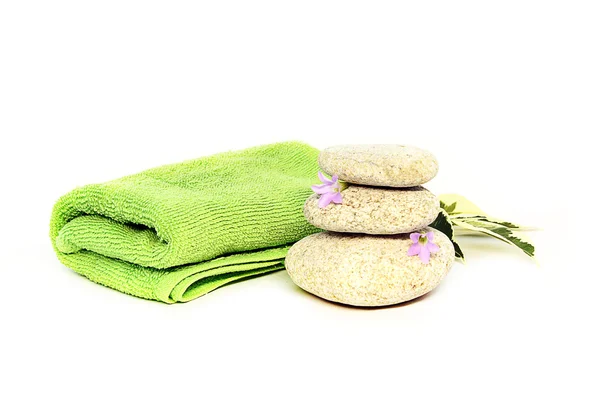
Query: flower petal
[
  {"left": 318, "top": 171, "right": 331, "bottom": 183},
  {"left": 331, "top": 175, "right": 338, "bottom": 183},
  {"left": 427, "top": 242, "right": 440, "bottom": 253},
  {"left": 419, "top": 247, "right": 431, "bottom": 264},
  {"left": 426, "top": 231, "right": 435, "bottom": 241},
  {"left": 407, "top": 243, "right": 421, "bottom": 256},
  {"left": 318, "top": 192, "right": 334, "bottom": 208},
  {"left": 311, "top": 183, "right": 332, "bottom": 194},
  {"left": 410, "top": 233, "right": 421, "bottom": 243},
  {"left": 331, "top": 192, "right": 343, "bottom": 204}
]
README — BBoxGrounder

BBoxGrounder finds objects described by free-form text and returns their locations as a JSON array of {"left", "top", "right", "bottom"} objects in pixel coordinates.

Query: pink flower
[
  {"left": 408, "top": 232, "right": 440, "bottom": 264},
  {"left": 311, "top": 171, "right": 346, "bottom": 208}
]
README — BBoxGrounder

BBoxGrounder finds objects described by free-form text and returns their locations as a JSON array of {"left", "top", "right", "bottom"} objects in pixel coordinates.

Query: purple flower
[
  {"left": 408, "top": 232, "right": 440, "bottom": 264},
  {"left": 311, "top": 171, "right": 346, "bottom": 208}
]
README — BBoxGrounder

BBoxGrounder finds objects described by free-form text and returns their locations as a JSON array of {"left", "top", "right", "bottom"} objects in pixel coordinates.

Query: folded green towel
[{"left": 50, "top": 142, "right": 320, "bottom": 303}]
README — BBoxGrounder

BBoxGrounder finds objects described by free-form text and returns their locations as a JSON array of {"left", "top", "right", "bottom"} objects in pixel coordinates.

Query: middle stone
[{"left": 304, "top": 185, "right": 439, "bottom": 235}]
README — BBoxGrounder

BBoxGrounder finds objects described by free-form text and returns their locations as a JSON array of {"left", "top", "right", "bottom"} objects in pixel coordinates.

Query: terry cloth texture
[{"left": 50, "top": 142, "right": 320, "bottom": 303}]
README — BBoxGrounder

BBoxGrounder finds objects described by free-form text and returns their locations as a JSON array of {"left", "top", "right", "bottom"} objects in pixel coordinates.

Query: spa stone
[
  {"left": 285, "top": 228, "right": 454, "bottom": 307},
  {"left": 319, "top": 144, "right": 438, "bottom": 187},
  {"left": 304, "top": 185, "right": 439, "bottom": 234}
]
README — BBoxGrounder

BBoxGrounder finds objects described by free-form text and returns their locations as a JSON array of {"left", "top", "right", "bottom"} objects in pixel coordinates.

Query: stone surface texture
[
  {"left": 304, "top": 185, "right": 439, "bottom": 234},
  {"left": 285, "top": 228, "right": 454, "bottom": 307},
  {"left": 319, "top": 144, "right": 438, "bottom": 187}
]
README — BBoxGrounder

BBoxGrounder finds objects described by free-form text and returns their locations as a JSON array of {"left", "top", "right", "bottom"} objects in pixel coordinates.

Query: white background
[{"left": 1, "top": 1, "right": 597, "bottom": 397}]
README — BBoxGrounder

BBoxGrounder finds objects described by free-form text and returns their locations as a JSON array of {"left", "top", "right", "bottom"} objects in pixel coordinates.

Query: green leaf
[
  {"left": 453, "top": 219, "right": 535, "bottom": 258},
  {"left": 440, "top": 201, "right": 457, "bottom": 214},
  {"left": 450, "top": 215, "right": 522, "bottom": 229},
  {"left": 438, "top": 194, "right": 485, "bottom": 215},
  {"left": 429, "top": 210, "right": 465, "bottom": 261}
]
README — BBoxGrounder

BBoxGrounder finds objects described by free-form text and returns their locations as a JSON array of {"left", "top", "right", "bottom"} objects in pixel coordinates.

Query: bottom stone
[{"left": 285, "top": 228, "right": 455, "bottom": 307}]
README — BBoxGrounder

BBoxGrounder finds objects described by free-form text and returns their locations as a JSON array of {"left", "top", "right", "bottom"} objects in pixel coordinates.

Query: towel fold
[{"left": 50, "top": 142, "right": 320, "bottom": 303}]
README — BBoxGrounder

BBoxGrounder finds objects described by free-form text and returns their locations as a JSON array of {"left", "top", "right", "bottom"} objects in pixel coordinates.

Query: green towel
[{"left": 50, "top": 142, "right": 320, "bottom": 303}]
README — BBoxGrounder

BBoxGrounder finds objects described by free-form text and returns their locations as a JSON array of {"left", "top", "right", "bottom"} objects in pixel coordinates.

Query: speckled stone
[
  {"left": 304, "top": 185, "right": 439, "bottom": 234},
  {"left": 285, "top": 228, "right": 454, "bottom": 307},
  {"left": 319, "top": 144, "right": 439, "bottom": 187}
]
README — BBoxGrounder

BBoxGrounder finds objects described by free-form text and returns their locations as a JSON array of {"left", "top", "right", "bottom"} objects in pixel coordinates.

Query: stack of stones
[{"left": 285, "top": 145, "right": 455, "bottom": 307}]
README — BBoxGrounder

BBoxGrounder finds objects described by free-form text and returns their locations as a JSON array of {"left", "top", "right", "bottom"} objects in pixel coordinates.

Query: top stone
[{"left": 319, "top": 145, "right": 438, "bottom": 187}]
